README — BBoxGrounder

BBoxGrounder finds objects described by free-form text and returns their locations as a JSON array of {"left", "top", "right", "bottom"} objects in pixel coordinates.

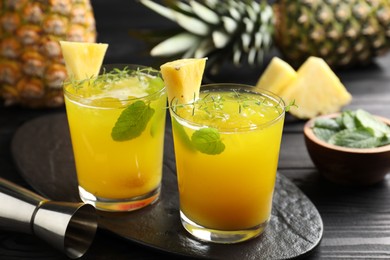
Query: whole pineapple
[
  {"left": 139, "top": 0, "right": 390, "bottom": 73},
  {"left": 0, "top": 0, "right": 97, "bottom": 108}
]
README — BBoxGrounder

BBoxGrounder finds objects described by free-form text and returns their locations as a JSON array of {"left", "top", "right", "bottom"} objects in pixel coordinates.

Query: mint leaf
[
  {"left": 355, "top": 109, "right": 390, "bottom": 137},
  {"left": 314, "top": 118, "right": 341, "bottom": 130},
  {"left": 191, "top": 127, "right": 225, "bottom": 155},
  {"left": 380, "top": 134, "right": 390, "bottom": 147},
  {"left": 312, "top": 127, "right": 337, "bottom": 142},
  {"left": 171, "top": 117, "right": 195, "bottom": 152},
  {"left": 341, "top": 110, "right": 356, "bottom": 129},
  {"left": 150, "top": 107, "right": 166, "bottom": 137},
  {"left": 328, "top": 129, "right": 380, "bottom": 148},
  {"left": 312, "top": 109, "right": 390, "bottom": 149},
  {"left": 146, "top": 76, "right": 164, "bottom": 94},
  {"left": 171, "top": 118, "right": 225, "bottom": 154},
  {"left": 111, "top": 100, "right": 154, "bottom": 141}
]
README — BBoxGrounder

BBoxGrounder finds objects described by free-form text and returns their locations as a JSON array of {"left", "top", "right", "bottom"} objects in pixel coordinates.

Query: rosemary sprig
[
  {"left": 64, "top": 66, "right": 159, "bottom": 90},
  {"left": 169, "top": 90, "right": 295, "bottom": 115},
  {"left": 169, "top": 90, "right": 295, "bottom": 156}
]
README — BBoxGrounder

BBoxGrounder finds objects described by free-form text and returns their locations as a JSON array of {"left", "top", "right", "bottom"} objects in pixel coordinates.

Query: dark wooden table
[{"left": 1, "top": 1, "right": 390, "bottom": 259}]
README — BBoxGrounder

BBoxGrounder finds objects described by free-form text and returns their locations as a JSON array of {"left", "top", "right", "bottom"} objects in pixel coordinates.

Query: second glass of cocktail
[
  {"left": 64, "top": 64, "right": 167, "bottom": 212},
  {"left": 170, "top": 83, "right": 285, "bottom": 243}
]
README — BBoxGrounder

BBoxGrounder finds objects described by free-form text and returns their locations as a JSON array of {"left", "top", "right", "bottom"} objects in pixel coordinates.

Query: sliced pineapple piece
[
  {"left": 255, "top": 56, "right": 297, "bottom": 95},
  {"left": 59, "top": 41, "right": 108, "bottom": 80},
  {"left": 160, "top": 58, "right": 207, "bottom": 104},
  {"left": 281, "top": 56, "right": 352, "bottom": 119}
]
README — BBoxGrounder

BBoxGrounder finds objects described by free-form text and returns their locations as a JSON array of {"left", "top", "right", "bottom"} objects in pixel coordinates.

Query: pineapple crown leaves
[{"left": 138, "top": 0, "right": 275, "bottom": 74}]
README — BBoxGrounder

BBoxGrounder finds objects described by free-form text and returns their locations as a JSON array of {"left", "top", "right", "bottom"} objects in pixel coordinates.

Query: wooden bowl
[{"left": 303, "top": 113, "right": 390, "bottom": 186}]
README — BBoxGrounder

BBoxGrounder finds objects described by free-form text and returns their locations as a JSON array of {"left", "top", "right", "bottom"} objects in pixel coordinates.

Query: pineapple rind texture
[
  {"left": 275, "top": 0, "right": 390, "bottom": 69},
  {"left": 281, "top": 57, "right": 352, "bottom": 119},
  {"left": 0, "top": 0, "right": 97, "bottom": 108}
]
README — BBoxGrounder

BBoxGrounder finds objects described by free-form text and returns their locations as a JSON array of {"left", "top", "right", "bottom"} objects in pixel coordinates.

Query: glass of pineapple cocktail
[
  {"left": 63, "top": 64, "right": 167, "bottom": 212},
  {"left": 170, "top": 83, "right": 285, "bottom": 243}
]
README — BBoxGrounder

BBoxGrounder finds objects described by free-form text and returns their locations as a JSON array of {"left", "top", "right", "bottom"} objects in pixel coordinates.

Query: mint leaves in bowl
[
  {"left": 312, "top": 109, "right": 390, "bottom": 148},
  {"left": 304, "top": 109, "right": 390, "bottom": 185}
]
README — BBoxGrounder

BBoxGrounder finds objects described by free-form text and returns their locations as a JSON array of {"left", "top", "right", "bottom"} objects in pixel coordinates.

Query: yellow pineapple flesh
[
  {"left": 160, "top": 58, "right": 207, "bottom": 104},
  {"left": 280, "top": 56, "right": 352, "bottom": 119},
  {"left": 255, "top": 56, "right": 297, "bottom": 95},
  {"left": 59, "top": 41, "right": 108, "bottom": 80},
  {"left": 0, "top": 0, "right": 97, "bottom": 108}
]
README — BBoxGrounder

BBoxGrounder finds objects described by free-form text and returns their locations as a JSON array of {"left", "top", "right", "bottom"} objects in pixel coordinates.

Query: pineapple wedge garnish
[
  {"left": 160, "top": 58, "right": 207, "bottom": 104},
  {"left": 255, "top": 57, "right": 297, "bottom": 95},
  {"left": 281, "top": 56, "right": 352, "bottom": 119},
  {"left": 59, "top": 41, "right": 108, "bottom": 80}
]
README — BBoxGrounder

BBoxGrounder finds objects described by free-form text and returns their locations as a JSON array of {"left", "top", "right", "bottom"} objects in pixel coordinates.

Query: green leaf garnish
[
  {"left": 380, "top": 134, "right": 390, "bottom": 146},
  {"left": 149, "top": 107, "right": 165, "bottom": 137},
  {"left": 171, "top": 117, "right": 196, "bottom": 152},
  {"left": 355, "top": 109, "right": 390, "bottom": 137},
  {"left": 312, "top": 109, "right": 390, "bottom": 148},
  {"left": 314, "top": 117, "right": 341, "bottom": 131},
  {"left": 147, "top": 76, "right": 165, "bottom": 95},
  {"left": 328, "top": 129, "right": 380, "bottom": 148},
  {"left": 312, "top": 127, "right": 338, "bottom": 142},
  {"left": 341, "top": 110, "right": 356, "bottom": 129},
  {"left": 171, "top": 118, "right": 224, "bottom": 154},
  {"left": 191, "top": 127, "right": 225, "bottom": 155},
  {"left": 65, "top": 66, "right": 163, "bottom": 94},
  {"left": 111, "top": 100, "right": 154, "bottom": 141},
  {"left": 284, "top": 99, "right": 298, "bottom": 112}
]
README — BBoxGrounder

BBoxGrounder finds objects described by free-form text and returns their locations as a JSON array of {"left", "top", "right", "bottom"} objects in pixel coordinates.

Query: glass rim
[
  {"left": 63, "top": 64, "right": 166, "bottom": 107},
  {"left": 169, "top": 83, "right": 286, "bottom": 132}
]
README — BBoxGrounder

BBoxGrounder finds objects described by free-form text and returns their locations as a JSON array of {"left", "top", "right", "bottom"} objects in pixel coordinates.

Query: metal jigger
[{"left": 0, "top": 177, "right": 98, "bottom": 259}]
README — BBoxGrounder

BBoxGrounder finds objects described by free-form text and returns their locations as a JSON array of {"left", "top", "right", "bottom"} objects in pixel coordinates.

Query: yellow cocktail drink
[
  {"left": 170, "top": 84, "right": 285, "bottom": 243},
  {"left": 64, "top": 65, "right": 166, "bottom": 211}
]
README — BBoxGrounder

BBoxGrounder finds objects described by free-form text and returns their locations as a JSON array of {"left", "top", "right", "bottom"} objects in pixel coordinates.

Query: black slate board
[{"left": 11, "top": 113, "right": 323, "bottom": 260}]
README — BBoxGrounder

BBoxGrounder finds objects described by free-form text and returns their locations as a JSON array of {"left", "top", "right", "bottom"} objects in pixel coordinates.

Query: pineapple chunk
[
  {"left": 255, "top": 57, "right": 297, "bottom": 95},
  {"left": 281, "top": 56, "right": 352, "bottom": 119},
  {"left": 160, "top": 58, "right": 207, "bottom": 104},
  {"left": 59, "top": 41, "right": 108, "bottom": 80}
]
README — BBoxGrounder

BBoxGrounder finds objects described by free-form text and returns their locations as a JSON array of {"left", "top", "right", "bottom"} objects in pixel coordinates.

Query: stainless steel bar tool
[{"left": 0, "top": 177, "right": 98, "bottom": 259}]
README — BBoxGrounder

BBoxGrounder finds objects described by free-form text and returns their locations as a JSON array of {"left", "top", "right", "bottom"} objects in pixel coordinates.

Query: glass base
[
  {"left": 180, "top": 211, "right": 268, "bottom": 244},
  {"left": 79, "top": 185, "right": 160, "bottom": 212}
]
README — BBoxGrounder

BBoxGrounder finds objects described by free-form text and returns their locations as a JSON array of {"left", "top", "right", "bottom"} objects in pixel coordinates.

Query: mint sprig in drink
[{"left": 64, "top": 65, "right": 166, "bottom": 212}]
